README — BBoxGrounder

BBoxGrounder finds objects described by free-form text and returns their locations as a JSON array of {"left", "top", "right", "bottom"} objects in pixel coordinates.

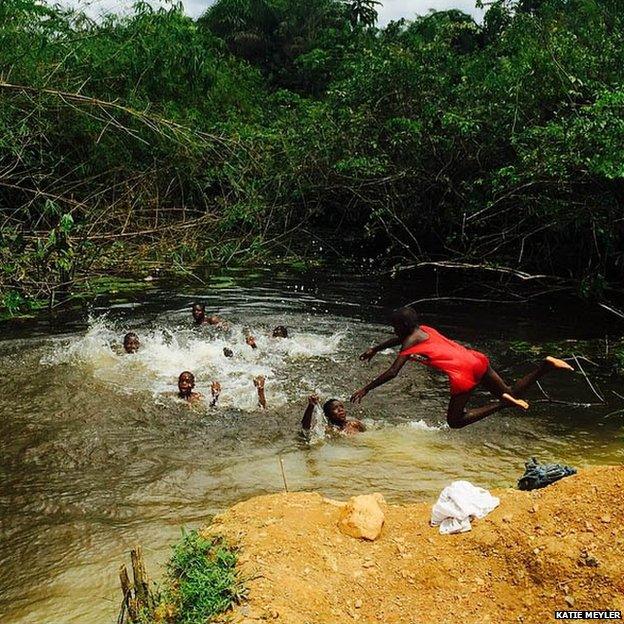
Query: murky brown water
[{"left": 1, "top": 269, "right": 622, "bottom": 623}]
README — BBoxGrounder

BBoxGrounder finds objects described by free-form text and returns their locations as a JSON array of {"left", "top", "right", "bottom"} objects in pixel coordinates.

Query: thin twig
[
  {"left": 603, "top": 408, "right": 624, "bottom": 419},
  {"left": 571, "top": 353, "right": 605, "bottom": 403},
  {"left": 408, "top": 295, "right": 519, "bottom": 306},
  {"left": 598, "top": 302, "right": 624, "bottom": 321},
  {"left": 278, "top": 457, "right": 289, "bottom": 493},
  {"left": 611, "top": 390, "right": 624, "bottom": 402}
]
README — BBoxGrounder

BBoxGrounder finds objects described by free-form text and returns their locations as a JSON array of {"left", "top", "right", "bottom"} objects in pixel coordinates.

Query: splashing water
[{"left": 42, "top": 316, "right": 345, "bottom": 413}]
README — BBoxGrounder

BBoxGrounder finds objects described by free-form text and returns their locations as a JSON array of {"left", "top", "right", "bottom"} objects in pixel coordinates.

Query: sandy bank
[{"left": 204, "top": 466, "right": 624, "bottom": 624}]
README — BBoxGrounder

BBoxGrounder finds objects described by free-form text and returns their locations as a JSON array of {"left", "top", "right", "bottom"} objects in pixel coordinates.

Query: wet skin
[
  {"left": 192, "top": 305, "right": 206, "bottom": 325},
  {"left": 123, "top": 335, "right": 140, "bottom": 354}
]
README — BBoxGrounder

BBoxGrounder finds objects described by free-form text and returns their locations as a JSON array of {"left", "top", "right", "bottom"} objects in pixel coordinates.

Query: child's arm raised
[
  {"left": 350, "top": 353, "right": 409, "bottom": 403},
  {"left": 302, "top": 395, "right": 320, "bottom": 430},
  {"left": 254, "top": 376, "right": 267, "bottom": 409},
  {"left": 359, "top": 336, "right": 402, "bottom": 362},
  {"left": 210, "top": 381, "right": 221, "bottom": 407}
]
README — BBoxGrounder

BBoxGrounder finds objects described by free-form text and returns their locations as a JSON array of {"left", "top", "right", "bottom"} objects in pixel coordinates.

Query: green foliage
[
  {"left": 614, "top": 342, "right": 624, "bottom": 375},
  {"left": 141, "top": 530, "right": 245, "bottom": 624},
  {"left": 2, "top": 0, "right": 624, "bottom": 316}
]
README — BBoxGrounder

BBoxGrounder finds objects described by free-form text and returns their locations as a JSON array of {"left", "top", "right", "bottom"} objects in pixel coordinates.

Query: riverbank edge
[{"left": 181, "top": 465, "right": 624, "bottom": 624}]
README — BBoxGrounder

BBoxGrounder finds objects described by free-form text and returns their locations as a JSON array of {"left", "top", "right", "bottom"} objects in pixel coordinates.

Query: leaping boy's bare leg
[
  {"left": 446, "top": 356, "right": 573, "bottom": 429},
  {"left": 446, "top": 392, "right": 514, "bottom": 428},
  {"left": 482, "top": 356, "right": 573, "bottom": 401}
]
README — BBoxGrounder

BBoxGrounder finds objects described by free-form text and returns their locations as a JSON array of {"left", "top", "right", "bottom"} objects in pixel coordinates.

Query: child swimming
[
  {"left": 302, "top": 395, "right": 365, "bottom": 434},
  {"left": 123, "top": 332, "right": 140, "bottom": 354},
  {"left": 175, "top": 372, "right": 266, "bottom": 409},
  {"left": 177, "top": 371, "right": 203, "bottom": 404},
  {"left": 191, "top": 303, "right": 228, "bottom": 328},
  {"left": 350, "top": 306, "right": 573, "bottom": 429}
]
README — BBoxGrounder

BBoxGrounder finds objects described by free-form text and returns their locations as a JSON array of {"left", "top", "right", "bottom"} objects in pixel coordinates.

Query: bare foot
[
  {"left": 545, "top": 356, "right": 574, "bottom": 371},
  {"left": 502, "top": 393, "right": 529, "bottom": 410}
]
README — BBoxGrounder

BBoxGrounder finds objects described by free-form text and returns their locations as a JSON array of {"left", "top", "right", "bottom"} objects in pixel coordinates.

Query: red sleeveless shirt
[{"left": 399, "top": 325, "right": 489, "bottom": 395}]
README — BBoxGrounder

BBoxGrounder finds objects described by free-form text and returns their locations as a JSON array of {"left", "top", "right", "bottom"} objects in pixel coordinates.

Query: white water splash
[
  {"left": 406, "top": 419, "right": 447, "bottom": 431},
  {"left": 42, "top": 316, "right": 343, "bottom": 412}
]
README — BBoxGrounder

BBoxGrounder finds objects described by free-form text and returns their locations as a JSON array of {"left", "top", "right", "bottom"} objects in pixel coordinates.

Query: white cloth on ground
[{"left": 430, "top": 480, "right": 500, "bottom": 535}]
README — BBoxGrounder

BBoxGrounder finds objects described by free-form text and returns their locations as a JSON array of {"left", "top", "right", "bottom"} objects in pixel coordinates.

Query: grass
[{"left": 139, "top": 530, "right": 246, "bottom": 624}]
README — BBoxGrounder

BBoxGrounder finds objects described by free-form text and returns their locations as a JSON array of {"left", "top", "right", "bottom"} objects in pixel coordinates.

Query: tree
[{"left": 344, "top": 0, "right": 380, "bottom": 28}]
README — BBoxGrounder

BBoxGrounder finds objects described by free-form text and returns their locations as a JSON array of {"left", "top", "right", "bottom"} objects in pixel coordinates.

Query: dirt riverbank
[{"left": 204, "top": 466, "right": 624, "bottom": 624}]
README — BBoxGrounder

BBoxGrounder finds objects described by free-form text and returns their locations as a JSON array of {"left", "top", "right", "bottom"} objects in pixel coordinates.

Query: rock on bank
[{"left": 204, "top": 466, "right": 624, "bottom": 624}]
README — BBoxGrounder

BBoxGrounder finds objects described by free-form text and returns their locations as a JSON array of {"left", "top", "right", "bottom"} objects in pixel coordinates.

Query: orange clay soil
[{"left": 204, "top": 466, "right": 624, "bottom": 624}]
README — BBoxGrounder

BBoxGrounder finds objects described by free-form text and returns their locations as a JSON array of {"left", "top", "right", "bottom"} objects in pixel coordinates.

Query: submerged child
[
  {"left": 302, "top": 395, "right": 365, "bottom": 434},
  {"left": 123, "top": 332, "right": 140, "bottom": 354},
  {"left": 191, "top": 303, "right": 229, "bottom": 329},
  {"left": 243, "top": 326, "right": 288, "bottom": 351},
  {"left": 350, "top": 306, "right": 573, "bottom": 429},
  {"left": 272, "top": 326, "right": 288, "bottom": 338}
]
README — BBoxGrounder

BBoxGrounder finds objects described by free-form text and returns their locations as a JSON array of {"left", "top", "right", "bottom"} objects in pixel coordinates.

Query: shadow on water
[{"left": 0, "top": 268, "right": 622, "bottom": 623}]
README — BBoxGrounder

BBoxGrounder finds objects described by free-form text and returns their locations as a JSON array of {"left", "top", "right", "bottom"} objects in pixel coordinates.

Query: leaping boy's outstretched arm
[
  {"left": 302, "top": 395, "right": 319, "bottom": 430},
  {"left": 350, "top": 354, "right": 409, "bottom": 403},
  {"left": 360, "top": 336, "right": 402, "bottom": 361}
]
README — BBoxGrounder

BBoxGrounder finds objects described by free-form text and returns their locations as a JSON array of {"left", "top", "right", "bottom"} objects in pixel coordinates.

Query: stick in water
[{"left": 279, "top": 456, "right": 289, "bottom": 492}]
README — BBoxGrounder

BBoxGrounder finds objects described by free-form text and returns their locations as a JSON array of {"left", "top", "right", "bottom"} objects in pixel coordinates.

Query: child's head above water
[
  {"left": 123, "top": 332, "right": 140, "bottom": 354},
  {"left": 178, "top": 371, "right": 195, "bottom": 397},
  {"left": 323, "top": 399, "right": 347, "bottom": 426},
  {"left": 272, "top": 325, "right": 288, "bottom": 338},
  {"left": 192, "top": 303, "right": 205, "bottom": 324},
  {"left": 391, "top": 306, "right": 419, "bottom": 338}
]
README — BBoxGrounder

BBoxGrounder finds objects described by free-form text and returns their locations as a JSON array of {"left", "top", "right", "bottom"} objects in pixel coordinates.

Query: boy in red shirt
[{"left": 351, "top": 307, "right": 573, "bottom": 429}]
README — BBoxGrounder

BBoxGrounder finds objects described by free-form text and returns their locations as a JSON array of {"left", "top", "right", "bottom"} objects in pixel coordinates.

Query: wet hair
[
  {"left": 192, "top": 302, "right": 205, "bottom": 311},
  {"left": 178, "top": 371, "right": 195, "bottom": 384},
  {"left": 391, "top": 306, "right": 419, "bottom": 335},
  {"left": 323, "top": 399, "right": 341, "bottom": 420},
  {"left": 123, "top": 332, "right": 138, "bottom": 346},
  {"left": 223, "top": 347, "right": 233, "bottom": 358},
  {"left": 272, "top": 325, "right": 288, "bottom": 338}
]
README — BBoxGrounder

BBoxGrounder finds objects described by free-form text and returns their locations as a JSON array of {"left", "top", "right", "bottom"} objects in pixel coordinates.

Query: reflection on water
[{"left": 0, "top": 270, "right": 622, "bottom": 623}]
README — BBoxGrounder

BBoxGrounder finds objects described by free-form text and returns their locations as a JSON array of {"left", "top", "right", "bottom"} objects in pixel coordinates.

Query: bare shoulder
[
  {"left": 346, "top": 419, "right": 365, "bottom": 433},
  {"left": 402, "top": 328, "right": 428, "bottom": 350},
  {"left": 188, "top": 392, "right": 204, "bottom": 404}
]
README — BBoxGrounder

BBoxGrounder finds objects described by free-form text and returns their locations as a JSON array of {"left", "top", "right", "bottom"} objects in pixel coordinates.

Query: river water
[{"left": 1, "top": 269, "right": 622, "bottom": 623}]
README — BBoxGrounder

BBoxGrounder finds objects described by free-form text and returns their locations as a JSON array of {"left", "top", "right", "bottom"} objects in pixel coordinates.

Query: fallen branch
[
  {"left": 407, "top": 295, "right": 519, "bottom": 306},
  {"left": 392, "top": 260, "right": 561, "bottom": 282}
]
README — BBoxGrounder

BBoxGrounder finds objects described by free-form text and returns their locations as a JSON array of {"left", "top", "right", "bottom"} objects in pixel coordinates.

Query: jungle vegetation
[{"left": 1, "top": 0, "right": 623, "bottom": 314}]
